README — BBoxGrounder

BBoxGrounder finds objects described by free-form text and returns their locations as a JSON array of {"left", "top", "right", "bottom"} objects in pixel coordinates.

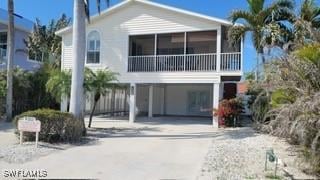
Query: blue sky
[{"left": 0, "top": 0, "right": 312, "bottom": 73}]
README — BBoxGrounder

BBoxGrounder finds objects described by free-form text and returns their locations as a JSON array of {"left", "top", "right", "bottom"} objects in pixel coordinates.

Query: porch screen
[
  {"left": 157, "top": 33, "right": 184, "bottom": 55},
  {"left": 186, "top": 31, "right": 217, "bottom": 54},
  {"left": 129, "top": 35, "right": 155, "bottom": 56}
]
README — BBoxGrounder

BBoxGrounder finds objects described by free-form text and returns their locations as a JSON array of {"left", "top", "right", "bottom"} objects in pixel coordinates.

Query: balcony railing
[{"left": 128, "top": 52, "right": 241, "bottom": 72}]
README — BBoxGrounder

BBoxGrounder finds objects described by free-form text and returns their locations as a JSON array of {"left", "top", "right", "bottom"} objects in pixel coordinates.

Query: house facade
[
  {"left": 0, "top": 8, "right": 41, "bottom": 71},
  {"left": 56, "top": 0, "right": 243, "bottom": 127}
]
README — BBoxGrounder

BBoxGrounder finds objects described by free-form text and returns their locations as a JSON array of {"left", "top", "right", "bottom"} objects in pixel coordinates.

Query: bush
[
  {"left": 13, "top": 109, "right": 83, "bottom": 143},
  {"left": 214, "top": 98, "right": 244, "bottom": 127}
]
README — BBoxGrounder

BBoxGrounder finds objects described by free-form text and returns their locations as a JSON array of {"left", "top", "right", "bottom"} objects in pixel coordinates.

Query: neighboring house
[
  {"left": 0, "top": 8, "right": 41, "bottom": 71},
  {"left": 56, "top": 0, "right": 243, "bottom": 127}
]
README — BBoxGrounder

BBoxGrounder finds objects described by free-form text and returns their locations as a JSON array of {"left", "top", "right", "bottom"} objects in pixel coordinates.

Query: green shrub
[{"left": 13, "top": 109, "right": 83, "bottom": 143}]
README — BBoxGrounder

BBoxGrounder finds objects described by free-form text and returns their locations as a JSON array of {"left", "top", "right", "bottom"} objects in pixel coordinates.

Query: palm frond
[
  {"left": 84, "top": 0, "right": 111, "bottom": 22},
  {"left": 247, "top": 0, "right": 264, "bottom": 15},
  {"left": 228, "top": 25, "right": 252, "bottom": 46},
  {"left": 229, "top": 10, "right": 255, "bottom": 25}
]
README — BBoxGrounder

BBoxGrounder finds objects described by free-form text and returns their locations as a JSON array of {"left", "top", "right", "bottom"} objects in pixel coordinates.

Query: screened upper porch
[{"left": 127, "top": 28, "right": 242, "bottom": 73}]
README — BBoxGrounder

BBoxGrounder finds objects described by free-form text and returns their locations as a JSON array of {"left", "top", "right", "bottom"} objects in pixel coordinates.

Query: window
[
  {"left": 187, "top": 31, "right": 217, "bottom": 54},
  {"left": 87, "top": 31, "right": 100, "bottom": 64},
  {"left": 157, "top": 33, "right": 184, "bottom": 55},
  {"left": 0, "top": 32, "right": 7, "bottom": 63},
  {"left": 129, "top": 35, "right": 155, "bottom": 56}
]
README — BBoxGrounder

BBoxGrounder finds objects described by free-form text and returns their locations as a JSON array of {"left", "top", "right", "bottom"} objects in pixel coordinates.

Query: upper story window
[
  {"left": 129, "top": 35, "right": 155, "bottom": 56},
  {"left": 186, "top": 31, "right": 217, "bottom": 54},
  {"left": 87, "top": 31, "right": 100, "bottom": 64}
]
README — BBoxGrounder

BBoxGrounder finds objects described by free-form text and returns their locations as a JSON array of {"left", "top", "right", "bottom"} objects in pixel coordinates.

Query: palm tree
[
  {"left": 46, "top": 69, "right": 72, "bottom": 103},
  {"left": 69, "top": 0, "right": 110, "bottom": 121},
  {"left": 228, "top": 0, "right": 294, "bottom": 80},
  {"left": 293, "top": 0, "right": 320, "bottom": 44},
  {"left": 6, "top": 0, "right": 14, "bottom": 121},
  {"left": 85, "top": 68, "right": 117, "bottom": 128}
]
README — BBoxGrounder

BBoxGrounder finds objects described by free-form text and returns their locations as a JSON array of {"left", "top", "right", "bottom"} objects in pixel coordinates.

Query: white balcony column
[
  {"left": 216, "top": 26, "right": 222, "bottom": 72},
  {"left": 60, "top": 96, "right": 68, "bottom": 112},
  {"left": 148, "top": 85, "right": 154, "bottom": 118},
  {"left": 241, "top": 36, "right": 244, "bottom": 71},
  {"left": 129, "top": 83, "right": 137, "bottom": 123},
  {"left": 212, "top": 83, "right": 222, "bottom": 128}
]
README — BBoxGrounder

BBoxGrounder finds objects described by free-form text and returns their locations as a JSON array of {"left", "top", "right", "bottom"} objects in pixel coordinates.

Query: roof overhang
[
  {"left": 0, "top": 20, "right": 32, "bottom": 33},
  {"left": 56, "top": 0, "right": 239, "bottom": 36}
]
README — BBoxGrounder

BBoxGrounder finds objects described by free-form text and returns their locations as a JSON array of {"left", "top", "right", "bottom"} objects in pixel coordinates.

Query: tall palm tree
[
  {"left": 6, "top": 0, "right": 14, "bottom": 121},
  {"left": 85, "top": 68, "right": 117, "bottom": 128},
  {"left": 69, "top": 0, "right": 109, "bottom": 121},
  {"left": 228, "top": 0, "right": 294, "bottom": 80}
]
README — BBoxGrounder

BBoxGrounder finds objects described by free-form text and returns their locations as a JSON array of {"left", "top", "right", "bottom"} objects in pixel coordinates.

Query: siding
[
  {"left": 0, "top": 24, "right": 41, "bottom": 71},
  {"left": 61, "top": 2, "right": 229, "bottom": 83}
]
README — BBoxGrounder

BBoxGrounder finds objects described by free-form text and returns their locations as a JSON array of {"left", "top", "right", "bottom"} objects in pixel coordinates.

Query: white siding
[
  {"left": 61, "top": 2, "right": 234, "bottom": 83},
  {"left": 61, "top": 35, "right": 72, "bottom": 70}
]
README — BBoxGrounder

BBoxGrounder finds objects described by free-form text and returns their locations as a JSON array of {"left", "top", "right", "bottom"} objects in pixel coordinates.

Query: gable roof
[
  {"left": 56, "top": 0, "right": 235, "bottom": 36},
  {"left": 0, "top": 8, "right": 33, "bottom": 33}
]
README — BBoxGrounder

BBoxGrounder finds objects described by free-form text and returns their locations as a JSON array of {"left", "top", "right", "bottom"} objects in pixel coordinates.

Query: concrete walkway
[
  {"left": 0, "top": 122, "right": 17, "bottom": 147},
  {"left": 0, "top": 116, "right": 216, "bottom": 180}
]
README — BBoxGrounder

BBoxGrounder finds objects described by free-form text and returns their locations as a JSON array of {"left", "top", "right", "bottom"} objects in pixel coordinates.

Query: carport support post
[
  {"left": 213, "top": 83, "right": 221, "bottom": 128},
  {"left": 148, "top": 85, "right": 153, "bottom": 118},
  {"left": 129, "top": 83, "right": 136, "bottom": 123}
]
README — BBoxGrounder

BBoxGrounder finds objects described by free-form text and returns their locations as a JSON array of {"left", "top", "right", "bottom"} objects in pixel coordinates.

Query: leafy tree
[
  {"left": 25, "top": 14, "right": 70, "bottom": 66},
  {"left": 85, "top": 68, "right": 117, "bottom": 128},
  {"left": 228, "top": 0, "right": 294, "bottom": 80}
]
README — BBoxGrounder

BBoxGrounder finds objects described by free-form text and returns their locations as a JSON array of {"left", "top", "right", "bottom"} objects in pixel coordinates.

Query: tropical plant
[
  {"left": 25, "top": 14, "right": 70, "bottom": 66},
  {"left": 0, "top": 67, "right": 59, "bottom": 116},
  {"left": 69, "top": 0, "right": 110, "bottom": 122},
  {"left": 249, "top": 44, "right": 320, "bottom": 174},
  {"left": 0, "top": 71, "right": 6, "bottom": 116},
  {"left": 228, "top": 0, "right": 294, "bottom": 80},
  {"left": 85, "top": 68, "right": 117, "bottom": 128},
  {"left": 6, "top": 0, "right": 14, "bottom": 121},
  {"left": 46, "top": 69, "right": 72, "bottom": 103},
  {"left": 293, "top": 0, "right": 320, "bottom": 44}
]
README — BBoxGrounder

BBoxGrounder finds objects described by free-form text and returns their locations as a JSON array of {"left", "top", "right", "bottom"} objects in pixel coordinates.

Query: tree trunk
[
  {"left": 255, "top": 53, "right": 259, "bottom": 81},
  {"left": 88, "top": 93, "right": 100, "bottom": 128},
  {"left": 88, "top": 100, "right": 97, "bottom": 128},
  {"left": 69, "top": 0, "right": 86, "bottom": 122},
  {"left": 6, "top": 0, "right": 14, "bottom": 122}
]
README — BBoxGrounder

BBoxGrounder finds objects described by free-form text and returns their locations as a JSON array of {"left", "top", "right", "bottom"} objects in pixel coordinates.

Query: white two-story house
[{"left": 56, "top": 0, "right": 243, "bottom": 127}]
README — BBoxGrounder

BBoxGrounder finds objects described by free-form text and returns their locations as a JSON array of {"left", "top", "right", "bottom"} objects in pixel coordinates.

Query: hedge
[{"left": 13, "top": 109, "right": 83, "bottom": 143}]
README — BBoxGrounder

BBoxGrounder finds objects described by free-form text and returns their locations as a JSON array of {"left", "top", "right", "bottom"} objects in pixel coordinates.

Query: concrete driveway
[{"left": 0, "top": 116, "right": 217, "bottom": 180}]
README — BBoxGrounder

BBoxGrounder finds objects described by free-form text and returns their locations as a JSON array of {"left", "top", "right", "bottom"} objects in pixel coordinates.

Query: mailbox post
[{"left": 18, "top": 117, "right": 41, "bottom": 148}]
